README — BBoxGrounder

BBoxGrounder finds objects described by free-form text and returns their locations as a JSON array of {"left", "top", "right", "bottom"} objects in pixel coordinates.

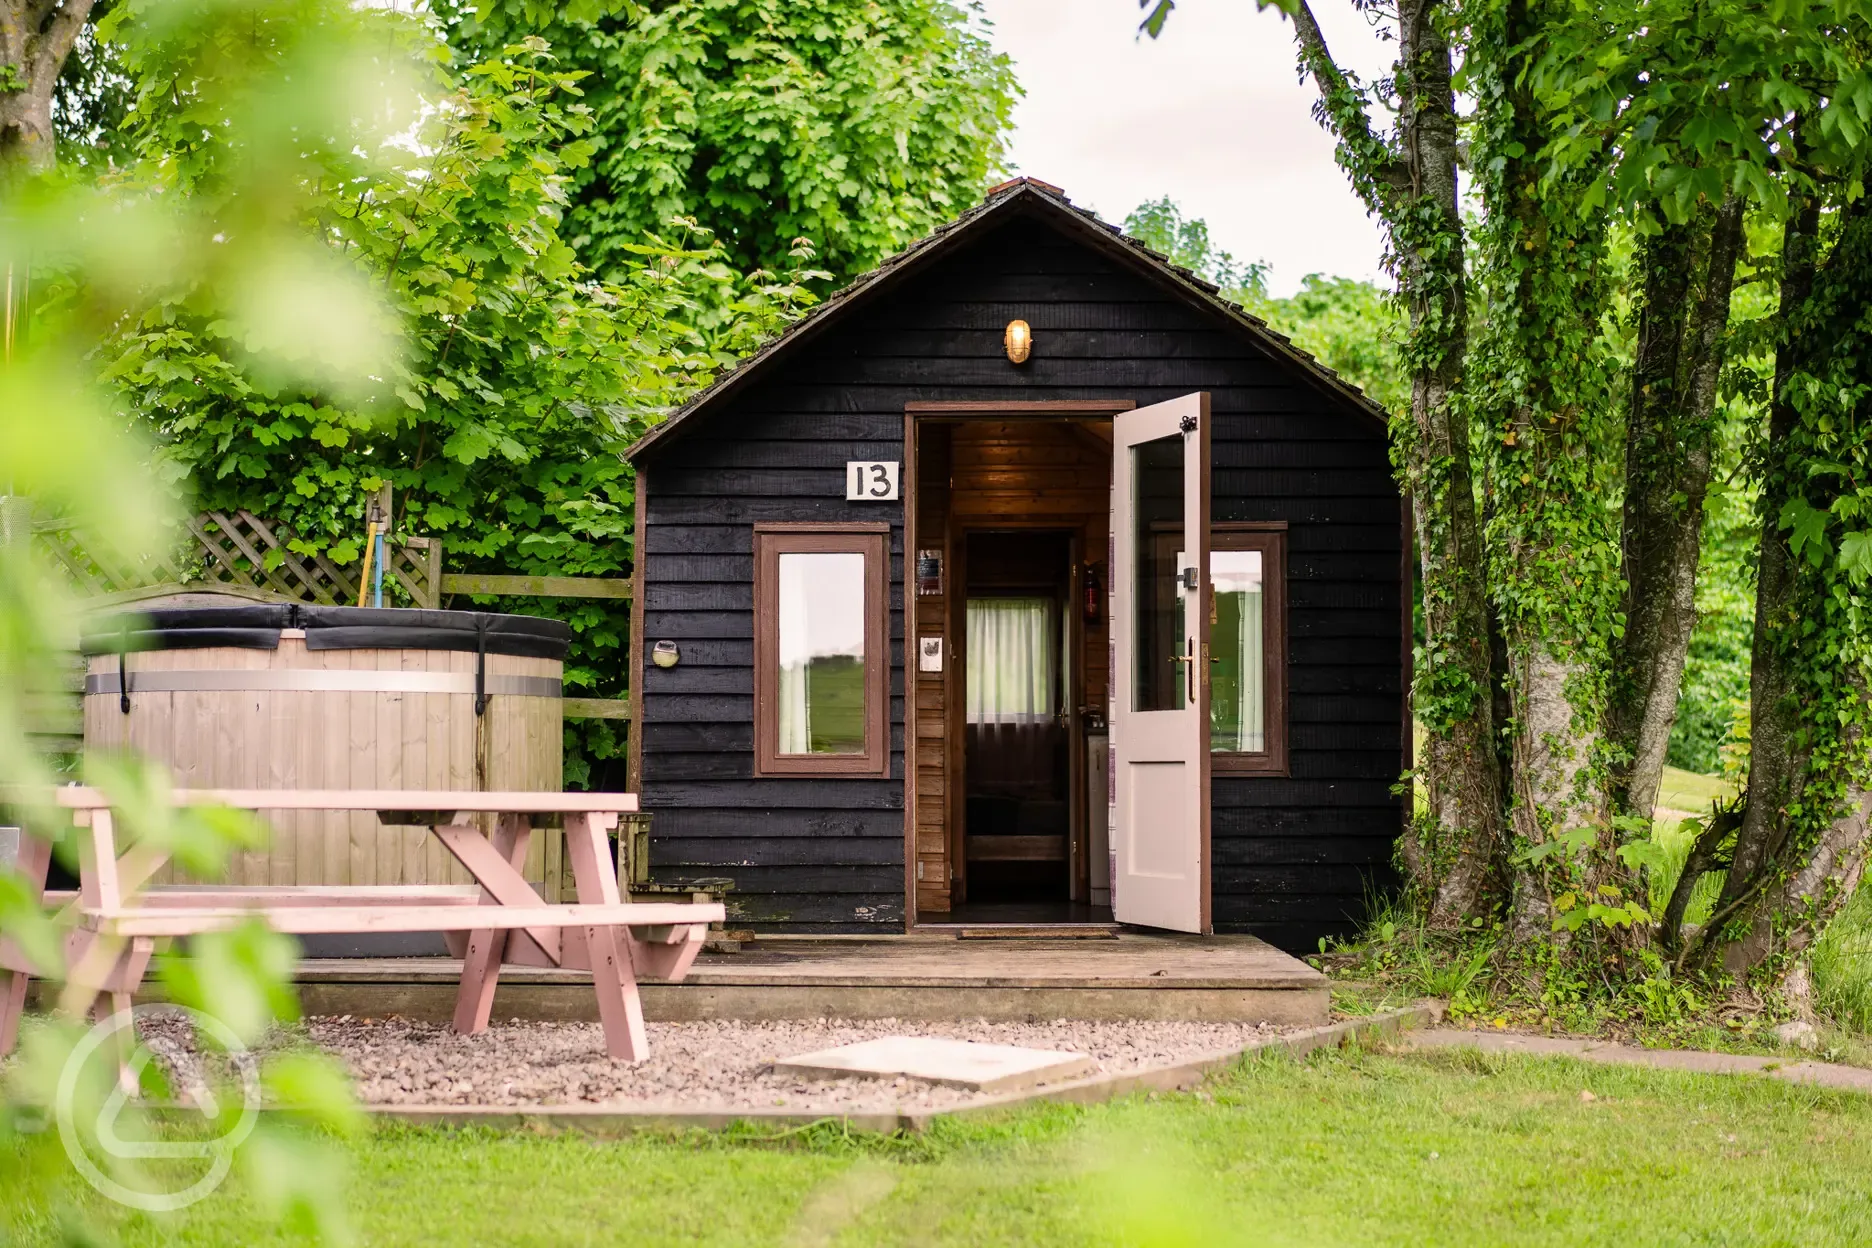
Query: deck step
[
  {"left": 951, "top": 925, "right": 1119, "bottom": 940},
  {"left": 266, "top": 934, "right": 1331, "bottom": 1026}
]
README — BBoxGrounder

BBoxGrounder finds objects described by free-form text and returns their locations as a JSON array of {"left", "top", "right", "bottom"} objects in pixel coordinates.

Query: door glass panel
[
  {"left": 1210, "top": 549, "right": 1265, "bottom": 751},
  {"left": 1131, "top": 433, "right": 1186, "bottom": 712},
  {"left": 775, "top": 551, "right": 867, "bottom": 754}
]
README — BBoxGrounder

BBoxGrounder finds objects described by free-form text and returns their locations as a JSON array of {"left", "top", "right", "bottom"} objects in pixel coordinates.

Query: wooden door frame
[{"left": 901, "top": 401, "right": 1134, "bottom": 931}]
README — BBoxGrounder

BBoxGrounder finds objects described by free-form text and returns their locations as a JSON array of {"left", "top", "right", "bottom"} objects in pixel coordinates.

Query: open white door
[{"left": 1109, "top": 392, "right": 1210, "bottom": 933}]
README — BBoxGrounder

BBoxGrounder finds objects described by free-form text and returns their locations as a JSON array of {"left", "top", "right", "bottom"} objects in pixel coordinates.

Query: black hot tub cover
[{"left": 83, "top": 604, "right": 571, "bottom": 661}]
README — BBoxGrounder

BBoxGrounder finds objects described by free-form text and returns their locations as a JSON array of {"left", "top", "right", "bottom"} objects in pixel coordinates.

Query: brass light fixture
[{"left": 1003, "top": 319, "right": 1032, "bottom": 364}]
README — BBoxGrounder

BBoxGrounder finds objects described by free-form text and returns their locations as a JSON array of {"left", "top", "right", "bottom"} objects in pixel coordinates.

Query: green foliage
[
  {"left": 1810, "top": 884, "right": 1872, "bottom": 1032},
  {"left": 0, "top": 0, "right": 477, "bottom": 1234},
  {"left": 104, "top": 25, "right": 820, "bottom": 783},
  {"left": 1739, "top": 196, "right": 1872, "bottom": 956},
  {"left": 1248, "top": 276, "right": 1406, "bottom": 416},
  {"left": 1637, "top": 814, "right": 1724, "bottom": 924},
  {"left": 1120, "top": 196, "right": 1267, "bottom": 298},
  {"left": 1669, "top": 445, "right": 1759, "bottom": 775},
  {"left": 1466, "top": 0, "right": 1624, "bottom": 722},
  {"left": 1121, "top": 198, "right": 1404, "bottom": 414},
  {"left": 52, "top": 9, "right": 137, "bottom": 170},
  {"left": 445, "top": 0, "right": 1019, "bottom": 288}
]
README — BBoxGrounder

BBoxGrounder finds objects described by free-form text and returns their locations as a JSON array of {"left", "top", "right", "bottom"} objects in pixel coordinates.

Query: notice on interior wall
[
  {"left": 845, "top": 461, "right": 900, "bottom": 501},
  {"left": 918, "top": 636, "right": 943, "bottom": 673},
  {"left": 916, "top": 548, "right": 942, "bottom": 596}
]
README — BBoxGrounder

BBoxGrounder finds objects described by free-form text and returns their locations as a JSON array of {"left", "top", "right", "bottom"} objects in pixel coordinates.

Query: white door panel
[{"left": 1109, "top": 393, "right": 1210, "bottom": 933}]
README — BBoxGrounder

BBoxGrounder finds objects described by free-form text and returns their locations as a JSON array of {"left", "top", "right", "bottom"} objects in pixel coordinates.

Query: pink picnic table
[{"left": 0, "top": 789, "right": 723, "bottom": 1063}]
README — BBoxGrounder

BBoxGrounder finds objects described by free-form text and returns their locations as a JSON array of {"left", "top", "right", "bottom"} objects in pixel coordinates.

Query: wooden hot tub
[{"left": 82, "top": 604, "right": 569, "bottom": 890}]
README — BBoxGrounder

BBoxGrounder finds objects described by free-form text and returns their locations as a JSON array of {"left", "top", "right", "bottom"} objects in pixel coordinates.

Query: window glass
[
  {"left": 1210, "top": 549, "right": 1265, "bottom": 751},
  {"left": 1131, "top": 433, "right": 1186, "bottom": 712},
  {"left": 776, "top": 551, "right": 867, "bottom": 754},
  {"left": 966, "top": 597, "right": 1057, "bottom": 724}
]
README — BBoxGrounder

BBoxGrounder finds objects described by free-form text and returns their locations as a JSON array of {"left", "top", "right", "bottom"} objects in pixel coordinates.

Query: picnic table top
[{"left": 24, "top": 787, "right": 640, "bottom": 814}]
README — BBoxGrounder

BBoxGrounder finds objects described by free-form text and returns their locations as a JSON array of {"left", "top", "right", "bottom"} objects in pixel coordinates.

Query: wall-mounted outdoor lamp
[
  {"left": 652, "top": 640, "right": 680, "bottom": 669},
  {"left": 1004, "top": 319, "right": 1032, "bottom": 364}
]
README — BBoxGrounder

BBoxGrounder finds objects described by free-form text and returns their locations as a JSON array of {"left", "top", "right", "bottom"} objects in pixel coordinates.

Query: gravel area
[{"left": 303, "top": 1016, "right": 1294, "bottom": 1113}]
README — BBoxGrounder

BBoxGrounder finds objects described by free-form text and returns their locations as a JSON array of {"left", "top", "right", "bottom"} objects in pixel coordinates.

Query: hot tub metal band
[{"left": 85, "top": 672, "right": 562, "bottom": 698}]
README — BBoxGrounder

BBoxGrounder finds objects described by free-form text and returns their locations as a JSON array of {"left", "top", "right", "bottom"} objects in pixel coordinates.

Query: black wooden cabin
[{"left": 624, "top": 179, "right": 1407, "bottom": 951}]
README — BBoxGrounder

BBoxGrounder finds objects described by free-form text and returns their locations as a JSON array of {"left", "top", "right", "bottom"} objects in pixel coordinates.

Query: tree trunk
[
  {"left": 1469, "top": 0, "right": 1620, "bottom": 934},
  {"left": 1695, "top": 186, "right": 1872, "bottom": 977},
  {"left": 1729, "top": 765, "right": 1872, "bottom": 972},
  {"left": 0, "top": 1, "right": 96, "bottom": 179},
  {"left": 1396, "top": 0, "right": 1501, "bottom": 926},
  {"left": 1605, "top": 197, "right": 1745, "bottom": 821},
  {"left": 1701, "top": 190, "right": 1824, "bottom": 964},
  {"left": 1286, "top": 0, "right": 1502, "bottom": 926}
]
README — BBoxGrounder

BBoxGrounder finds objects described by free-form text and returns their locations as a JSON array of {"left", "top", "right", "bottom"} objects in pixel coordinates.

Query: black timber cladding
[{"left": 633, "top": 193, "right": 1405, "bottom": 948}]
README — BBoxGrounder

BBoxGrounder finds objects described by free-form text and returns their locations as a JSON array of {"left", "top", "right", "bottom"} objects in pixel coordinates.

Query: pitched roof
[{"left": 625, "top": 178, "right": 1389, "bottom": 461}]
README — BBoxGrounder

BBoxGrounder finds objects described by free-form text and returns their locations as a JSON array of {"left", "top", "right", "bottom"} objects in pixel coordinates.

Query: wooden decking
[{"left": 289, "top": 932, "right": 1330, "bottom": 1026}]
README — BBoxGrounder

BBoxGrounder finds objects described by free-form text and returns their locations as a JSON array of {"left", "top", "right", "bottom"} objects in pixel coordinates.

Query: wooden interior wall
[
  {"left": 913, "top": 424, "right": 953, "bottom": 915},
  {"left": 950, "top": 421, "right": 1110, "bottom": 717},
  {"left": 912, "top": 419, "right": 1110, "bottom": 913}
]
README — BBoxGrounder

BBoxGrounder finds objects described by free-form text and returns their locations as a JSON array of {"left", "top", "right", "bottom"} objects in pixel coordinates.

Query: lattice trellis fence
[{"left": 34, "top": 509, "right": 443, "bottom": 609}]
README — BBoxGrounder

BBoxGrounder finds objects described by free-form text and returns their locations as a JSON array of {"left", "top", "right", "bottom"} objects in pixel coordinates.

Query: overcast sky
[{"left": 974, "top": 0, "right": 1396, "bottom": 296}]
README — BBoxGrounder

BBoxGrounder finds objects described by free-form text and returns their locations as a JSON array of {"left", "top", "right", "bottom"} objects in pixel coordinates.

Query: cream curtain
[
  {"left": 967, "top": 597, "right": 1057, "bottom": 724},
  {"left": 1212, "top": 550, "right": 1265, "bottom": 751},
  {"left": 776, "top": 558, "right": 813, "bottom": 753}
]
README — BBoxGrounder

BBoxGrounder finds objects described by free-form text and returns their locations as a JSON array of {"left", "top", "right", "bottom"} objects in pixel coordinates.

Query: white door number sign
[{"left": 845, "top": 461, "right": 900, "bottom": 501}]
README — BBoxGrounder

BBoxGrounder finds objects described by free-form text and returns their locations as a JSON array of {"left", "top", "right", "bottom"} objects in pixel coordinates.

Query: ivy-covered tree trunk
[
  {"left": 1605, "top": 198, "right": 1745, "bottom": 822},
  {"left": 1469, "top": 0, "right": 1622, "bottom": 939},
  {"left": 1689, "top": 186, "right": 1872, "bottom": 977},
  {"left": 1395, "top": 0, "right": 1502, "bottom": 926},
  {"left": 1283, "top": 0, "right": 1503, "bottom": 926},
  {"left": 1694, "top": 189, "right": 1822, "bottom": 971},
  {"left": 0, "top": 0, "right": 94, "bottom": 177}
]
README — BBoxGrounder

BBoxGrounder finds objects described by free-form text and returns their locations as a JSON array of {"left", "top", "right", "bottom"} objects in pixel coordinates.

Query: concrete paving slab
[{"left": 771, "top": 1035, "right": 1096, "bottom": 1093}]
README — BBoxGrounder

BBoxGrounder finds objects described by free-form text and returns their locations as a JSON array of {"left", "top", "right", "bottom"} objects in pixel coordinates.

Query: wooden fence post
[{"left": 424, "top": 538, "right": 443, "bottom": 609}]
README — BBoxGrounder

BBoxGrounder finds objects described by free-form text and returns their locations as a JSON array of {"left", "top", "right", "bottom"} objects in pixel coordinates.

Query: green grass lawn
[
  {"left": 9, "top": 1045, "right": 1872, "bottom": 1247},
  {"left": 1655, "top": 765, "right": 1738, "bottom": 815}
]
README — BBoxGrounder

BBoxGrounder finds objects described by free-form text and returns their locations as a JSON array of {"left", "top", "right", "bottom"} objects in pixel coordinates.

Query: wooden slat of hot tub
[{"left": 80, "top": 630, "right": 568, "bottom": 891}]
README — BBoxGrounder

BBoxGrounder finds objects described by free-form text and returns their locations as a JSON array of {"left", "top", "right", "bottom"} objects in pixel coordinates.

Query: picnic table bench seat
[{"left": 0, "top": 789, "right": 718, "bottom": 1064}]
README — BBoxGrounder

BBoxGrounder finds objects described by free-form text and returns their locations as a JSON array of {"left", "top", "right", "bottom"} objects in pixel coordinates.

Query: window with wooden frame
[
  {"left": 1209, "top": 523, "right": 1288, "bottom": 774},
  {"left": 753, "top": 524, "right": 890, "bottom": 777}
]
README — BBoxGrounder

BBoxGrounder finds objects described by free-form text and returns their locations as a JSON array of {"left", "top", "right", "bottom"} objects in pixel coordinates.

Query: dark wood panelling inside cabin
[
  {"left": 912, "top": 423, "right": 953, "bottom": 916},
  {"left": 636, "top": 206, "right": 1404, "bottom": 947},
  {"left": 913, "top": 422, "right": 1113, "bottom": 914}
]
